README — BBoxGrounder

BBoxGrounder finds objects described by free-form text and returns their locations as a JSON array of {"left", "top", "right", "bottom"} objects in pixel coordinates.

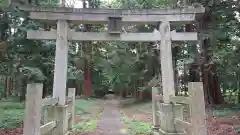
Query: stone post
[
  {"left": 158, "top": 103, "right": 185, "bottom": 135},
  {"left": 23, "top": 83, "right": 43, "bottom": 135},
  {"left": 68, "top": 88, "right": 76, "bottom": 129},
  {"left": 43, "top": 105, "right": 55, "bottom": 135},
  {"left": 53, "top": 105, "right": 68, "bottom": 135},
  {"left": 188, "top": 82, "right": 207, "bottom": 135},
  {"left": 152, "top": 87, "right": 160, "bottom": 130}
]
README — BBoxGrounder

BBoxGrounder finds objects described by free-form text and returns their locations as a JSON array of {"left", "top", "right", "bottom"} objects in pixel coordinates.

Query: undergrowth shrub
[
  {"left": 0, "top": 102, "right": 24, "bottom": 129},
  {"left": 122, "top": 113, "right": 152, "bottom": 135},
  {"left": 0, "top": 86, "right": 3, "bottom": 100},
  {"left": 72, "top": 119, "right": 97, "bottom": 133}
]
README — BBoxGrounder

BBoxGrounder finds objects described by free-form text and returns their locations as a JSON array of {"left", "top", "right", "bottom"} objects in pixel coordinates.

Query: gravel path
[{"left": 97, "top": 99, "right": 128, "bottom": 135}]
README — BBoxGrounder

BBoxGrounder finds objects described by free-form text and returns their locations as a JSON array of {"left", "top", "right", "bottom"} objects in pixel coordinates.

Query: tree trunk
[
  {"left": 133, "top": 84, "right": 137, "bottom": 98},
  {"left": 83, "top": 60, "right": 92, "bottom": 98},
  {"left": 42, "top": 81, "right": 48, "bottom": 98},
  {"left": 189, "top": 63, "right": 201, "bottom": 82},
  {"left": 188, "top": 0, "right": 225, "bottom": 105},
  {"left": 4, "top": 75, "right": 10, "bottom": 99},
  {"left": 185, "top": 24, "right": 201, "bottom": 82},
  {"left": 173, "top": 47, "right": 180, "bottom": 95},
  {"left": 82, "top": 0, "right": 93, "bottom": 98},
  {"left": 75, "top": 80, "right": 81, "bottom": 96},
  {"left": 20, "top": 78, "right": 27, "bottom": 101},
  {"left": 201, "top": 39, "right": 224, "bottom": 104}
]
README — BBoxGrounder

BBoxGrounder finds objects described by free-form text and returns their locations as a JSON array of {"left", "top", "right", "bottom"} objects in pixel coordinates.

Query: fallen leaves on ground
[
  {"left": 0, "top": 128, "right": 23, "bottom": 135},
  {"left": 207, "top": 116, "right": 239, "bottom": 135}
]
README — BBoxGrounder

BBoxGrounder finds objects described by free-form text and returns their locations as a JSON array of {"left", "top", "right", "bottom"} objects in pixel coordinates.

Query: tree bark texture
[{"left": 82, "top": 0, "right": 93, "bottom": 98}]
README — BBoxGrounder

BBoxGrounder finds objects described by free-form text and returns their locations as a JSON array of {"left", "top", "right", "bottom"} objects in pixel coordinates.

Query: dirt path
[{"left": 97, "top": 99, "right": 128, "bottom": 135}]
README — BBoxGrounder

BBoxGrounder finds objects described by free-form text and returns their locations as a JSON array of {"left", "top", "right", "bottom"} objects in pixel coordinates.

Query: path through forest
[{"left": 97, "top": 98, "right": 128, "bottom": 135}]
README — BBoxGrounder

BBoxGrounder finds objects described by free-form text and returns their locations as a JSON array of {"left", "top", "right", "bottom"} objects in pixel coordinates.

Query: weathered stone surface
[
  {"left": 52, "top": 20, "right": 68, "bottom": 106},
  {"left": 16, "top": 6, "right": 205, "bottom": 24},
  {"left": 17, "top": 6, "right": 205, "bottom": 14},
  {"left": 27, "top": 30, "right": 198, "bottom": 41},
  {"left": 159, "top": 20, "right": 175, "bottom": 103}
]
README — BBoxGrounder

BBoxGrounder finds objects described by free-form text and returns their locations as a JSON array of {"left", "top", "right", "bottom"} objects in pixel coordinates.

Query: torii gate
[{"left": 18, "top": 5, "right": 205, "bottom": 135}]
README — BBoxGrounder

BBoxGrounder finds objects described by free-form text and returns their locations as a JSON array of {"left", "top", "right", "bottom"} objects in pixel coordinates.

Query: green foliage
[
  {"left": 0, "top": 110, "right": 24, "bottom": 129},
  {"left": 0, "top": 0, "right": 239, "bottom": 103},
  {"left": 75, "top": 99, "right": 99, "bottom": 115},
  {"left": 91, "top": 41, "right": 159, "bottom": 94},
  {"left": 211, "top": 105, "right": 240, "bottom": 117},
  {"left": 102, "top": 0, "right": 169, "bottom": 8},
  {"left": 40, "top": 0, "right": 59, "bottom": 6},
  {"left": 21, "top": 66, "right": 46, "bottom": 83},
  {"left": 122, "top": 113, "right": 152, "bottom": 135},
  {"left": 0, "top": 86, "right": 3, "bottom": 99},
  {"left": 0, "top": 102, "right": 24, "bottom": 129},
  {"left": 0, "top": 0, "right": 9, "bottom": 8},
  {"left": 72, "top": 99, "right": 101, "bottom": 133},
  {"left": 72, "top": 119, "right": 97, "bottom": 133},
  {"left": 68, "top": 67, "right": 83, "bottom": 80},
  {"left": 1, "top": 102, "right": 24, "bottom": 109},
  {"left": 212, "top": 109, "right": 234, "bottom": 117}
]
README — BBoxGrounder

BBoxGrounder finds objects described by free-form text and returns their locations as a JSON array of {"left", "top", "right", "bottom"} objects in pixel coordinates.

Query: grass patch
[
  {"left": 75, "top": 98, "right": 100, "bottom": 115},
  {"left": 122, "top": 113, "right": 152, "bottom": 135},
  {"left": 0, "top": 102, "right": 25, "bottom": 129},
  {"left": 72, "top": 119, "right": 97, "bottom": 133},
  {"left": 212, "top": 109, "right": 234, "bottom": 117},
  {"left": 1, "top": 102, "right": 24, "bottom": 109},
  {"left": 210, "top": 105, "right": 240, "bottom": 117},
  {"left": 71, "top": 98, "right": 103, "bottom": 133}
]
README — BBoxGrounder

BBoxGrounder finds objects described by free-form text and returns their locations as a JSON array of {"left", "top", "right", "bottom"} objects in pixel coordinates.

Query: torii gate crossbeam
[{"left": 27, "top": 30, "right": 198, "bottom": 41}]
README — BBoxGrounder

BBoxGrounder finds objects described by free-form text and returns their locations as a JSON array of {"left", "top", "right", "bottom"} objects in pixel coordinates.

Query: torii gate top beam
[{"left": 17, "top": 6, "right": 205, "bottom": 24}]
